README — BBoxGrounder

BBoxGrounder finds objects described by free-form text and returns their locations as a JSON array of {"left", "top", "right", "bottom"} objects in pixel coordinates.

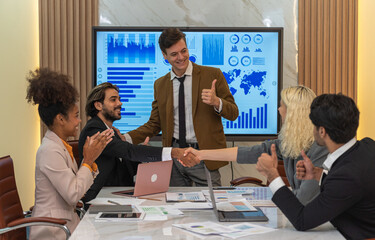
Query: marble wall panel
[{"left": 99, "top": 0, "right": 298, "bottom": 87}]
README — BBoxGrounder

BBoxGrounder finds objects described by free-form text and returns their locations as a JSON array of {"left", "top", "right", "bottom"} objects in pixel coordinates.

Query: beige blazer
[
  {"left": 128, "top": 63, "right": 239, "bottom": 170},
  {"left": 29, "top": 130, "right": 94, "bottom": 240}
]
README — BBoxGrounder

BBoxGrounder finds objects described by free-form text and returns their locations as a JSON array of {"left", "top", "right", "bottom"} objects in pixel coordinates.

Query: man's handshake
[{"left": 171, "top": 148, "right": 201, "bottom": 167}]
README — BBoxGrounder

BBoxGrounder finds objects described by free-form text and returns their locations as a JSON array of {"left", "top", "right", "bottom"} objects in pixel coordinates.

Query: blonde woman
[{"left": 186, "top": 86, "right": 328, "bottom": 205}]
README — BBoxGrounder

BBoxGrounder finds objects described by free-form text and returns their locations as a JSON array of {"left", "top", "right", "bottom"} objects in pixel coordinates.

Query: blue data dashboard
[{"left": 93, "top": 27, "right": 283, "bottom": 136}]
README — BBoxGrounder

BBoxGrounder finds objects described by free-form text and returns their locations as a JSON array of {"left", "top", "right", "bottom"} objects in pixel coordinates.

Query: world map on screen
[{"left": 223, "top": 70, "right": 268, "bottom": 98}]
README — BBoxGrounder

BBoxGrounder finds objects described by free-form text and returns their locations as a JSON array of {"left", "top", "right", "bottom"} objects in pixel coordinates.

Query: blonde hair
[{"left": 278, "top": 86, "right": 316, "bottom": 158}]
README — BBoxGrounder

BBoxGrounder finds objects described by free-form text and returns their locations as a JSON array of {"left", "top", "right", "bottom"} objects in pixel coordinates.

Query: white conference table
[{"left": 70, "top": 187, "right": 344, "bottom": 240}]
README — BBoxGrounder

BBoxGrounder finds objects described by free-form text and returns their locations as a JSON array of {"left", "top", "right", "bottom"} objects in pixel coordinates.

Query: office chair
[
  {"left": 67, "top": 140, "right": 80, "bottom": 164},
  {"left": 230, "top": 160, "right": 290, "bottom": 187},
  {"left": 0, "top": 155, "right": 70, "bottom": 240},
  {"left": 66, "top": 140, "right": 87, "bottom": 218}
]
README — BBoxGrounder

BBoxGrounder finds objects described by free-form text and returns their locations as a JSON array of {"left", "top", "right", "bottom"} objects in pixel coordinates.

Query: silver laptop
[
  {"left": 112, "top": 160, "right": 173, "bottom": 197},
  {"left": 204, "top": 165, "right": 269, "bottom": 222}
]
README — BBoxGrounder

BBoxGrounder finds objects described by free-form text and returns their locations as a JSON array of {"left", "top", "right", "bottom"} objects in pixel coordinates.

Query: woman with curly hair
[
  {"left": 186, "top": 86, "right": 328, "bottom": 205},
  {"left": 26, "top": 68, "right": 113, "bottom": 240}
]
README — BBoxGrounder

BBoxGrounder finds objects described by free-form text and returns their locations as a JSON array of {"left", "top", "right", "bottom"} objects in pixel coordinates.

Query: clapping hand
[{"left": 82, "top": 129, "right": 113, "bottom": 166}]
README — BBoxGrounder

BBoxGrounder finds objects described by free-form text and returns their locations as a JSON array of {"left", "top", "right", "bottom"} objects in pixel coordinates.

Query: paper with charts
[
  {"left": 216, "top": 199, "right": 257, "bottom": 212},
  {"left": 166, "top": 192, "right": 206, "bottom": 202},
  {"left": 138, "top": 205, "right": 183, "bottom": 221}
]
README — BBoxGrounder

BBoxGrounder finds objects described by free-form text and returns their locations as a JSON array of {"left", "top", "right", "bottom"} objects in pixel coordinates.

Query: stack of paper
[
  {"left": 202, "top": 189, "right": 254, "bottom": 202},
  {"left": 173, "top": 221, "right": 276, "bottom": 239},
  {"left": 173, "top": 202, "right": 212, "bottom": 210}
]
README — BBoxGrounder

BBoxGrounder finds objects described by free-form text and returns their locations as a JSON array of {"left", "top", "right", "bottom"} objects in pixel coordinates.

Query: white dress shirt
[
  {"left": 125, "top": 60, "right": 222, "bottom": 145},
  {"left": 171, "top": 61, "right": 222, "bottom": 143}
]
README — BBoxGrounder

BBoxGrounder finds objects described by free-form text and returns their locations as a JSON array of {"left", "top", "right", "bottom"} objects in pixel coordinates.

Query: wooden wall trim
[
  {"left": 38, "top": 0, "right": 98, "bottom": 138},
  {"left": 298, "top": 0, "right": 358, "bottom": 101}
]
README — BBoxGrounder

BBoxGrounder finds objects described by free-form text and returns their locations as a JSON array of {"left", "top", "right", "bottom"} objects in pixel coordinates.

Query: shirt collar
[
  {"left": 103, "top": 121, "right": 110, "bottom": 129},
  {"left": 323, "top": 138, "right": 356, "bottom": 170},
  {"left": 60, "top": 138, "right": 74, "bottom": 163},
  {"left": 170, "top": 60, "right": 193, "bottom": 80}
]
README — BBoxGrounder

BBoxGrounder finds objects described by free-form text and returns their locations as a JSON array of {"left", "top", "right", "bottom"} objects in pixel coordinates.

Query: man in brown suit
[{"left": 126, "top": 28, "right": 238, "bottom": 186}]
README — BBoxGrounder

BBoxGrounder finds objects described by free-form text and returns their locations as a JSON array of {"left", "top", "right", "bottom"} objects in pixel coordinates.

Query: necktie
[{"left": 177, "top": 76, "right": 187, "bottom": 148}]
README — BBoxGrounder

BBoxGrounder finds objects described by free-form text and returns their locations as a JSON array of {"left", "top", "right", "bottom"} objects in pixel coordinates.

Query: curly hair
[
  {"left": 278, "top": 86, "right": 316, "bottom": 158},
  {"left": 26, "top": 68, "right": 78, "bottom": 127}
]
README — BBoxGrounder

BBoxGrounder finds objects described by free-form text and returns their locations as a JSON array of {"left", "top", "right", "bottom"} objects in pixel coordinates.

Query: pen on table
[
  {"left": 137, "top": 197, "right": 162, "bottom": 201},
  {"left": 108, "top": 200, "right": 121, "bottom": 205}
]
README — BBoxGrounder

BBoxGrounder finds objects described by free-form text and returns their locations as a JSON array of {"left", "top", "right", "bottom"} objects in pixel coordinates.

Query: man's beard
[{"left": 102, "top": 106, "right": 121, "bottom": 122}]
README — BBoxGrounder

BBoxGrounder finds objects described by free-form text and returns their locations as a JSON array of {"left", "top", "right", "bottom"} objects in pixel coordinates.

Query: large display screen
[{"left": 93, "top": 27, "right": 283, "bottom": 137}]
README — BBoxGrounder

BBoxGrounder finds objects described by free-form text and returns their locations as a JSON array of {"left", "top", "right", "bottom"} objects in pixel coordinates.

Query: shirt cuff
[
  {"left": 82, "top": 163, "right": 93, "bottom": 172},
  {"left": 269, "top": 176, "right": 285, "bottom": 194},
  {"left": 124, "top": 133, "right": 133, "bottom": 144},
  {"left": 82, "top": 162, "right": 99, "bottom": 178},
  {"left": 214, "top": 98, "right": 223, "bottom": 113},
  {"left": 91, "top": 163, "right": 98, "bottom": 172},
  {"left": 162, "top": 147, "right": 172, "bottom": 161}
]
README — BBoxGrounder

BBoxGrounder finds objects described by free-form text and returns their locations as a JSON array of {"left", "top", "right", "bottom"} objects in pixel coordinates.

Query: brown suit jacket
[{"left": 128, "top": 62, "right": 238, "bottom": 170}]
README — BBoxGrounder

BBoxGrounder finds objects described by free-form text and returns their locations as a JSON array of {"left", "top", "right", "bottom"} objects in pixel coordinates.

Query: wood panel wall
[
  {"left": 38, "top": 0, "right": 98, "bottom": 136},
  {"left": 298, "top": 0, "right": 358, "bottom": 101}
]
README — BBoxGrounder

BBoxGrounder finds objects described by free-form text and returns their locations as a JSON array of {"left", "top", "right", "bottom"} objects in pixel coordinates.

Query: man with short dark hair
[
  {"left": 79, "top": 82, "right": 198, "bottom": 202},
  {"left": 256, "top": 94, "right": 375, "bottom": 239},
  {"left": 126, "top": 28, "right": 239, "bottom": 186}
]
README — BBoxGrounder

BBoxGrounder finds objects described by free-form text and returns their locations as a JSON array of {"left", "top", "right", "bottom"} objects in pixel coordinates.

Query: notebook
[
  {"left": 204, "top": 165, "right": 269, "bottom": 222},
  {"left": 112, "top": 160, "right": 173, "bottom": 197}
]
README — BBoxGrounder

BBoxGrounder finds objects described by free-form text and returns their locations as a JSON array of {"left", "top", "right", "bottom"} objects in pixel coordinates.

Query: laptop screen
[
  {"left": 204, "top": 164, "right": 269, "bottom": 222},
  {"left": 204, "top": 164, "right": 220, "bottom": 218}
]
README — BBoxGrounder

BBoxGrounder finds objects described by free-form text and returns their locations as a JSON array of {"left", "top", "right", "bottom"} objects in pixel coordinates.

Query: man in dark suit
[
  {"left": 256, "top": 93, "right": 375, "bottom": 239},
  {"left": 126, "top": 28, "right": 239, "bottom": 186},
  {"left": 79, "top": 83, "right": 198, "bottom": 202}
]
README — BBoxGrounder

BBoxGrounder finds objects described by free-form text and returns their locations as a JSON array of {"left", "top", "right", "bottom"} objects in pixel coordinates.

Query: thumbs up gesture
[
  {"left": 256, "top": 144, "right": 280, "bottom": 183},
  {"left": 202, "top": 79, "right": 220, "bottom": 108},
  {"left": 296, "top": 150, "right": 323, "bottom": 181}
]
